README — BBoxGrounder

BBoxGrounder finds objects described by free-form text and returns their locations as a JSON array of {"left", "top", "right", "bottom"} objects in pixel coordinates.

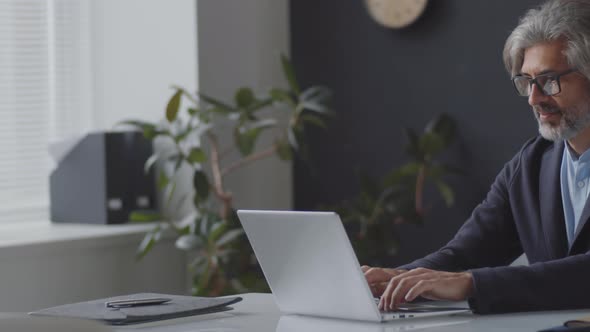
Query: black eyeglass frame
[{"left": 511, "top": 68, "right": 578, "bottom": 97}]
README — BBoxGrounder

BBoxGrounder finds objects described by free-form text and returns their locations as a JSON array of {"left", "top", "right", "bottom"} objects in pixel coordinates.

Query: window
[
  {"left": 0, "top": 0, "right": 197, "bottom": 224},
  {"left": 0, "top": 0, "right": 92, "bottom": 222}
]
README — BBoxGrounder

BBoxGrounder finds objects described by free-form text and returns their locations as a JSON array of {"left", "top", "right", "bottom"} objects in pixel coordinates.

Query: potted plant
[
  {"left": 334, "top": 113, "right": 460, "bottom": 266},
  {"left": 120, "top": 54, "right": 332, "bottom": 296}
]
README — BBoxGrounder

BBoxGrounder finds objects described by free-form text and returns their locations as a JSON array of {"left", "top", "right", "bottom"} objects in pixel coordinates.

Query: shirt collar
[{"left": 564, "top": 141, "right": 590, "bottom": 163}]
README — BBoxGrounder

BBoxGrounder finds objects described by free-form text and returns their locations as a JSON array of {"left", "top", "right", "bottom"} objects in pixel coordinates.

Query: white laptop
[{"left": 236, "top": 210, "right": 470, "bottom": 322}]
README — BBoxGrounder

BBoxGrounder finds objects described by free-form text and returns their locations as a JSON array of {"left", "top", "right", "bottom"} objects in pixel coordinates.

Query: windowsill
[
  {"left": 0, "top": 221, "right": 188, "bottom": 313},
  {"left": 0, "top": 221, "right": 159, "bottom": 250}
]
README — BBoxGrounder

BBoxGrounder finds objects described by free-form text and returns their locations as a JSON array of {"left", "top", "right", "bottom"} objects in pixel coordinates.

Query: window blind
[{"left": 0, "top": 0, "right": 92, "bottom": 222}]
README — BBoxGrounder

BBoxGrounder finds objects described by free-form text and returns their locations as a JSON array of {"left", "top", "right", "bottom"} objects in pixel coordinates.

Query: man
[{"left": 364, "top": 0, "right": 590, "bottom": 314}]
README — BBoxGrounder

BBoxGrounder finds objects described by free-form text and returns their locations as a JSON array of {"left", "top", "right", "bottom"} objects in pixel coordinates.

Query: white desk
[{"left": 109, "top": 293, "right": 590, "bottom": 332}]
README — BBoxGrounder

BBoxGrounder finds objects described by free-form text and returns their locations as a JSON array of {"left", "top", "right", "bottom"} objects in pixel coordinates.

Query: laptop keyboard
[{"left": 374, "top": 298, "right": 468, "bottom": 315}]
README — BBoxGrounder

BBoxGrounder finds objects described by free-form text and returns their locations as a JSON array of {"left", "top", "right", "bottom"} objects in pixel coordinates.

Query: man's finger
[
  {"left": 379, "top": 276, "right": 396, "bottom": 311},
  {"left": 365, "top": 268, "right": 393, "bottom": 284},
  {"left": 404, "top": 279, "right": 435, "bottom": 302},
  {"left": 365, "top": 267, "right": 409, "bottom": 284},
  {"left": 369, "top": 281, "right": 389, "bottom": 296},
  {"left": 385, "top": 268, "right": 432, "bottom": 289},
  {"left": 361, "top": 265, "right": 371, "bottom": 273},
  {"left": 408, "top": 273, "right": 474, "bottom": 302},
  {"left": 379, "top": 271, "right": 408, "bottom": 310},
  {"left": 379, "top": 268, "right": 433, "bottom": 311},
  {"left": 389, "top": 274, "right": 434, "bottom": 310}
]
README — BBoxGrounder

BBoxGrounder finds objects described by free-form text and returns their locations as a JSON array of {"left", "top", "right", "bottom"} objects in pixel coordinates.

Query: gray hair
[{"left": 503, "top": 0, "right": 590, "bottom": 80}]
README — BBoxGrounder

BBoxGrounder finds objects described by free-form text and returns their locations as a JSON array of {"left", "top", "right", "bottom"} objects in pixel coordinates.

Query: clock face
[{"left": 365, "top": 0, "right": 428, "bottom": 29}]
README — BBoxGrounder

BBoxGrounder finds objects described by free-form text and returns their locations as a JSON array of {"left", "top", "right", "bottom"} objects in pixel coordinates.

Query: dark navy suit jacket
[{"left": 399, "top": 136, "right": 590, "bottom": 314}]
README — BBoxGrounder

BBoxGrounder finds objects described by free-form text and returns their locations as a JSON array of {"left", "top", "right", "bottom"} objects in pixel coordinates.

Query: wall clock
[{"left": 365, "top": 0, "right": 428, "bottom": 29}]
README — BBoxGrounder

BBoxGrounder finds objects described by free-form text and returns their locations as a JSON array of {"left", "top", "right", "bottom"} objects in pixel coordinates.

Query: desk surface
[{"left": 111, "top": 293, "right": 590, "bottom": 332}]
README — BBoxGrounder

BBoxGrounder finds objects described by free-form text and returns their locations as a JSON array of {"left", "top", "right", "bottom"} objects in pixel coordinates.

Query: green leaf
[
  {"left": 166, "top": 89, "right": 183, "bottom": 122},
  {"left": 136, "top": 227, "right": 161, "bottom": 260},
  {"left": 165, "top": 181, "right": 177, "bottom": 206},
  {"left": 384, "top": 162, "right": 421, "bottom": 186},
  {"left": 188, "top": 108, "right": 199, "bottom": 116},
  {"left": 300, "top": 113, "right": 327, "bottom": 128},
  {"left": 299, "top": 86, "right": 332, "bottom": 114},
  {"left": 436, "top": 180, "right": 455, "bottom": 206},
  {"left": 207, "top": 106, "right": 232, "bottom": 116},
  {"left": 210, "top": 255, "right": 219, "bottom": 269},
  {"left": 235, "top": 87, "right": 255, "bottom": 108},
  {"left": 287, "top": 127, "right": 300, "bottom": 150},
  {"left": 215, "top": 248, "right": 237, "bottom": 260},
  {"left": 269, "top": 88, "right": 296, "bottom": 106},
  {"left": 300, "top": 86, "right": 332, "bottom": 102},
  {"left": 243, "top": 111, "right": 259, "bottom": 122},
  {"left": 199, "top": 93, "right": 235, "bottom": 114},
  {"left": 300, "top": 101, "right": 331, "bottom": 114},
  {"left": 216, "top": 228, "right": 244, "bottom": 247},
  {"left": 187, "top": 148, "right": 207, "bottom": 164},
  {"left": 234, "top": 120, "right": 276, "bottom": 156},
  {"left": 419, "top": 132, "right": 446, "bottom": 156},
  {"left": 175, "top": 234, "right": 203, "bottom": 251},
  {"left": 198, "top": 111, "right": 212, "bottom": 123},
  {"left": 174, "top": 125, "right": 193, "bottom": 143},
  {"left": 189, "top": 256, "right": 207, "bottom": 272},
  {"left": 177, "top": 224, "right": 191, "bottom": 236},
  {"left": 193, "top": 170, "right": 210, "bottom": 203},
  {"left": 157, "top": 170, "right": 170, "bottom": 190},
  {"left": 144, "top": 154, "right": 159, "bottom": 174},
  {"left": 129, "top": 211, "right": 161, "bottom": 223},
  {"left": 276, "top": 139, "right": 293, "bottom": 161},
  {"left": 168, "top": 155, "right": 183, "bottom": 172},
  {"left": 209, "top": 221, "right": 228, "bottom": 242},
  {"left": 427, "top": 164, "right": 463, "bottom": 179},
  {"left": 280, "top": 53, "right": 301, "bottom": 95},
  {"left": 198, "top": 214, "right": 212, "bottom": 235},
  {"left": 245, "top": 97, "right": 273, "bottom": 113},
  {"left": 118, "top": 120, "right": 150, "bottom": 128},
  {"left": 399, "top": 162, "right": 422, "bottom": 175},
  {"left": 424, "top": 113, "right": 455, "bottom": 146},
  {"left": 119, "top": 120, "right": 158, "bottom": 139},
  {"left": 234, "top": 127, "right": 257, "bottom": 156},
  {"left": 427, "top": 164, "right": 446, "bottom": 179}
]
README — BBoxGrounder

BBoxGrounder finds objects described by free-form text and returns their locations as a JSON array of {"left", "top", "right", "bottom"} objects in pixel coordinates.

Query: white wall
[
  {"left": 197, "top": 0, "right": 292, "bottom": 210},
  {"left": 90, "top": 0, "right": 198, "bottom": 128},
  {"left": 0, "top": 233, "right": 186, "bottom": 312}
]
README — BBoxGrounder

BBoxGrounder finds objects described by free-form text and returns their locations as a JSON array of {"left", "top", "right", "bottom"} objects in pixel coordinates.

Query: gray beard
[{"left": 535, "top": 99, "right": 590, "bottom": 141}]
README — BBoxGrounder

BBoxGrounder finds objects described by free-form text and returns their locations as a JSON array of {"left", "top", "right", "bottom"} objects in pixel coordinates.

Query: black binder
[{"left": 30, "top": 293, "right": 242, "bottom": 325}]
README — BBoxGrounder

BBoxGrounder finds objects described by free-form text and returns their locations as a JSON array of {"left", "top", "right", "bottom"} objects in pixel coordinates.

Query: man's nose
[{"left": 528, "top": 83, "right": 549, "bottom": 106}]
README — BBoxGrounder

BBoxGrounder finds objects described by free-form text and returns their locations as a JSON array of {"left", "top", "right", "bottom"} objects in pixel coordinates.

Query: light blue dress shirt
[{"left": 560, "top": 141, "right": 590, "bottom": 246}]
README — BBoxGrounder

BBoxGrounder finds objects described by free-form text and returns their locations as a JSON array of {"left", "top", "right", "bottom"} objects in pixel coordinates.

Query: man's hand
[
  {"left": 362, "top": 265, "right": 407, "bottom": 296},
  {"left": 377, "top": 268, "right": 474, "bottom": 311}
]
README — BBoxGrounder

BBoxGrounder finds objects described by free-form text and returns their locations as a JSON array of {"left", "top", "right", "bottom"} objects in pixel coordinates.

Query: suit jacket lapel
[
  {"left": 571, "top": 165, "right": 590, "bottom": 250},
  {"left": 539, "top": 141, "right": 568, "bottom": 259},
  {"left": 571, "top": 200, "right": 590, "bottom": 250}
]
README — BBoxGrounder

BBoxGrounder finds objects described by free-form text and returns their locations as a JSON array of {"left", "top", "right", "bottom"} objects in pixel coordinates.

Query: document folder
[{"left": 30, "top": 293, "right": 242, "bottom": 325}]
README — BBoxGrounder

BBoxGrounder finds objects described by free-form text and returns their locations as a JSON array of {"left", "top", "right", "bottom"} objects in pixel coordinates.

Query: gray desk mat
[{"left": 30, "top": 293, "right": 242, "bottom": 325}]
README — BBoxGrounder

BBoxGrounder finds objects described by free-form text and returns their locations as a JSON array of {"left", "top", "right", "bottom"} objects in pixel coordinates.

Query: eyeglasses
[{"left": 511, "top": 69, "right": 578, "bottom": 97}]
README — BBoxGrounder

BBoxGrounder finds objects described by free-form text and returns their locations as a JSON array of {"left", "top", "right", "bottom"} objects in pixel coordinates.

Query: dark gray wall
[{"left": 291, "top": 0, "right": 543, "bottom": 266}]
